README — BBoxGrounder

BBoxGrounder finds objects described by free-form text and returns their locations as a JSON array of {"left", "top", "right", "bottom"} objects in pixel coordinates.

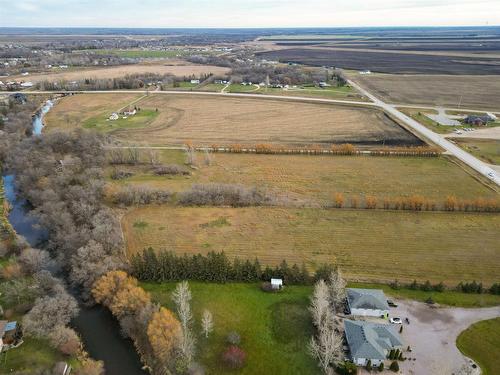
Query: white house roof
[
  {"left": 271, "top": 278, "right": 283, "bottom": 284},
  {"left": 347, "top": 288, "right": 389, "bottom": 311}
]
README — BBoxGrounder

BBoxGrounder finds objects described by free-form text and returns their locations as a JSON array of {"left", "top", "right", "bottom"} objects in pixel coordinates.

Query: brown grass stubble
[{"left": 106, "top": 95, "right": 420, "bottom": 146}]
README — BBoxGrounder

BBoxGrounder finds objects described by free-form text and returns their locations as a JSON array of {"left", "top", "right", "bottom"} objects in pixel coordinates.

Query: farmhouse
[
  {"left": 464, "top": 114, "right": 494, "bottom": 126},
  {"left": 190, "top": 79, "right": 200, "bottom": 84},
  {"left": 109, "top": 113, "right": 119, "bottom": 121},
  {"left": 344, "top": 320, "right": 403, "bottom": 367},
  {"left": 347, "top": 288, "right": 389, "bottom": 317},
  {"left": 0, "top": 321, "right": 21, "bottom": 351}
]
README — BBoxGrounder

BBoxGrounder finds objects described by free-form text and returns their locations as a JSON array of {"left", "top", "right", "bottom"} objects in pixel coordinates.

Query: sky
[{"left": 1, "top": 0, "right": 499, "bottom": 28}]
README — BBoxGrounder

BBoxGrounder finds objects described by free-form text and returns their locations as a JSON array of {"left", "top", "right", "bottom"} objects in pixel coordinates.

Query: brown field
[
  {"left": 44, "top": 93, "right": 142, "bottom": 131},
  {"left": 46, "top": 94, "right": 421, "bottom": 147},
  {"left": 108, "top": 151, "right": 499, "bottom": 203},
  {"left": 122, "top": 206, "right": 500, "bottom": 285},
  {"left": 11, "top": 62, "right": 230, "bottom": 83},
  {"left": 349, "top": 73, "right": 500, "bottom": 111}
]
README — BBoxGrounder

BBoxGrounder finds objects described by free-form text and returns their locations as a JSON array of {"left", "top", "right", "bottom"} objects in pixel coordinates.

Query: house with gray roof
[
  {"left": 347, "top": 288, "right": 389, "bottom": 317},
  {"left": 344, "top": 320, "right": 403, "bottom": 367}
]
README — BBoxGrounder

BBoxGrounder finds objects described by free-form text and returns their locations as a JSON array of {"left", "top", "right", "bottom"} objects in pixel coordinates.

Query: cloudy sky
[{"left": 1, "top": 0, "right": 499, "bottom": 28}]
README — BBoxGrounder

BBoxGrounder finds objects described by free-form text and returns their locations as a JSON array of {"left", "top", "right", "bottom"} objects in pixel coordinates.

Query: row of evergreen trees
[{"left": 131, "top": 248, "right": 316, "bottom": 284}]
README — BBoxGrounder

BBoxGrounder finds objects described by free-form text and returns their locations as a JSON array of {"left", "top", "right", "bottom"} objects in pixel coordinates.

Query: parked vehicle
[
  {"left": 387, "top": 300, "right": 398, "bottom": 307},
  {"left": 390, "top": 317, "right": 402, "bottom": 324}
]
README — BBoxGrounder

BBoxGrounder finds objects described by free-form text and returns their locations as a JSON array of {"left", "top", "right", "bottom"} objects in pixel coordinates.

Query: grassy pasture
[
  {"left": 456, "top": 318, "right": 500, "bottom": 375},
  {"left": 123, "top": 207, "right": 500, "bottom": 285},
  {"left": 453, "top": 138, "right": 500, "bottom": 165},
  {"left": 142, "top": 282, "right": 317, "bottom": 375},
  {"left": 108, "top": 151, "right": 498, "bottom": 202},
  {"left": 83, "top": 109, "right": 159, "bottom": 133},
  {"left": 46, "top": 94, "right": 420, "bottom": 147}
]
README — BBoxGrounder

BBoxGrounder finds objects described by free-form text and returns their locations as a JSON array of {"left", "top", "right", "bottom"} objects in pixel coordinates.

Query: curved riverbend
[{"left": 2, "top": 100, "right": 146, "bottom": 375}]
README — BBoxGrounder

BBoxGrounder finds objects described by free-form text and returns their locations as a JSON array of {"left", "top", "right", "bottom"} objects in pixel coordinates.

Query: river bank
[{"left": 1, "top": 99, "right": 146, "bottom": 374}]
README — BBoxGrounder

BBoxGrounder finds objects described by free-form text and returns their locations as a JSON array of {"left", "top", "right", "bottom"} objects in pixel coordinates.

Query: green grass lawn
[
  {"left": 141, "top": 282, "right": 319, "bottom": 375},
  {"left": 456, "top": 318, "right": 500, "bottom": 375},
  {"left": 140, "top": 281, "right": 500, "bottom": 375},
  {"left": 83, "top": 109, "right": 159, "bottom": 133},
  {"left": 227, "top": 84, "right": 261, "bottom": 93},
  {"left": 399, "top": 108, "right": 458, "bottom": 134},
  {"left": 199, "top": 83, "right": 226, "bottom": 92},
  {"left": 454, "top": 138, "right": 500, "bottom": 165},
  {"left": 0, "top": 338, "right": 80, "bottom": 374}
]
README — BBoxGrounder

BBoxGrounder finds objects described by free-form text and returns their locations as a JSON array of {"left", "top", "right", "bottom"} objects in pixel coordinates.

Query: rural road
[
  {"left": 13, "top": 88, "right": 500, "bottom": 186},
  {"left": 347, "top": 79, "right": 500, "bottom": 186}
]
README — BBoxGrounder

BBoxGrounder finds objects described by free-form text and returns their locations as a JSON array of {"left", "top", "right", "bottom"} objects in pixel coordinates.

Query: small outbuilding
[
  {"left": 346, "top": 288, "right": 390, "bottom": 317},
  {"left": 271, "top": 278, "right": 283, "bottom": 290}
]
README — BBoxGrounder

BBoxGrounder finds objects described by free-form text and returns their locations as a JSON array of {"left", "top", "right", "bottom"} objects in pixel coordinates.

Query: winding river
[{"left": 2, "top": 99, "right": 146, "bottom": 374}]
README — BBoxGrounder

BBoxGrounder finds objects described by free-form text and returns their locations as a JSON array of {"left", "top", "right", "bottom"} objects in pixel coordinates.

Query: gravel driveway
[{"left": 389, "top": 299, "right": 499, "bottom": 375}]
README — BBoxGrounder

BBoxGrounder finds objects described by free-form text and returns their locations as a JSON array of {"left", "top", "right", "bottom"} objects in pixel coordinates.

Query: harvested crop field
[
  {"left": 122, "top": 207, "right": 500, "bottom": 285},
  {"left": 350, "top": 73, "right": 500, "bottom": 111},
  {"left": 46, "top": 94, "right": 422, "bottom": 147},
  {"left": 109, "top": 152, "right": 499, "bottom": 203},
  {"left": 256, "top": 48, "right": 500, "bottom": 75},
  {"left": 44, "top": 93, "right": 142, "bottom": 131},
  {"left": 11, "top": 63, "right": 229, "bottom": 83}
]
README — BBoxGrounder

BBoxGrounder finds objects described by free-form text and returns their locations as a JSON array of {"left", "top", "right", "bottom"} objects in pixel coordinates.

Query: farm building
[
  {"left": 271, "top": 278, "right": 283, "bottom": 290},
  {"left": 190, "top": 79, "right": 200, "bottom": 84},
  {"left": 109, "top": 113, "right": 119, "bottom": 121},
  {"left": 344, "top": 320, "right": 403, "bottom": 367},
  {"left": 346, "top": 288, "right": 390, "bottom": 317},
  {"left": 464, "top": 114, "right": 494, "bottom": 126},
  {"left": 0, "top": 321, "right": 22, "bottom": 351}
]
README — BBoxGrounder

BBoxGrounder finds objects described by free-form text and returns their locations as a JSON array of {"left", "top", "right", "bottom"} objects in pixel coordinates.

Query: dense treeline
[
  {"left": 202, "top": 143, "right": 440, "bottom": 157},
  {"left": 36, "top": 73, "right": 176, "bottom": 91},
  {"left": 132, "top": 250, "right": 500, "bottom": 295},
  {"left": 178, "top": 183, "right": 277, "bottom": 207},
  {"left": 391, "top": 279, "right": 500, "bottom": 295},
  {"left": 0, "top": 99, "right": 108, "bottom": 373},
  {"left": 131, "top": 249, "right": 313, "bottom": 284},
  {"left": 329, "top": 193, "right": 500, "bottom": 212}
]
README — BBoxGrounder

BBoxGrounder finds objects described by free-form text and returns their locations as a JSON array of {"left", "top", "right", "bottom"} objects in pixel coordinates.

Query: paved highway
[
  {"left": 12, "top": 88, "right": 500, "bottom": 186},
  {"left": 346, "top": 79, "right": 500, "bottom": 186}
]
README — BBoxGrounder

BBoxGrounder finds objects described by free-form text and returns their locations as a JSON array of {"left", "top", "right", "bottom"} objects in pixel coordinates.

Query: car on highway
[{"left": 390, "top": 317, "right": 403, "bottom": 324}]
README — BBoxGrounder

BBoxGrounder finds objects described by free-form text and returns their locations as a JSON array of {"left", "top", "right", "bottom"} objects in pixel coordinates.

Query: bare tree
[
  {"left": 309, "top": 279, "right": 343, "bottom": 374},
  {"left": 309, "top": 319, "right": 342, "bottom": 374},
  {"left": 201, "top": 309, "right": 214, "bottom": 338},
  {"left": 18, "top": 247, "right": 55, "bottom": 274},
  {"left": 203, "top": 149, "right": 213, "bottom": 166},
  {"left": 309, "top": 279, "right": 330, "bottom": 328},
  {"left": 172, "top": 281, "right": 196, "bottom": 364},
  {"left": 146, "top": 148, "right": 161, "bottom": 166},
  {"left": 186, "top": 146, "right": 196, "bottom": 165},
  {"left": 328, "top": 267, "right": 347, "bottom": 313}
]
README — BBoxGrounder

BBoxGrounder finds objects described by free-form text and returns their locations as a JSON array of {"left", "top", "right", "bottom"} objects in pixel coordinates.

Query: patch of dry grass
[
  {"left": 122, "top": 206, "right": 500, "bottom": 285},
  {"left": 108, "top": 151, "right": 498, "bottom": 202},
  {"left": 11, "top": 63, "right": 230, "bottom": 83},
  {"left": 46, "top": 94, "right": 420, "bottom": 147}
]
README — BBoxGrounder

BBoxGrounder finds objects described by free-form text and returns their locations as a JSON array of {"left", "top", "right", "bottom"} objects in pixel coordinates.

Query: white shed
[{"left": 271, "top": 278, "right": 283, "bottom": 290}]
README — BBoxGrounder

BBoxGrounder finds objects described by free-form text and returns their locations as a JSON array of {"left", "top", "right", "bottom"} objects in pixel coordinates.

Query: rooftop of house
[
  {"left": 347, "top": 288, "right": 389, "bottom": 311},
  {"left": 344, "top": 320, "right": 402, "bottom": 360}
]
